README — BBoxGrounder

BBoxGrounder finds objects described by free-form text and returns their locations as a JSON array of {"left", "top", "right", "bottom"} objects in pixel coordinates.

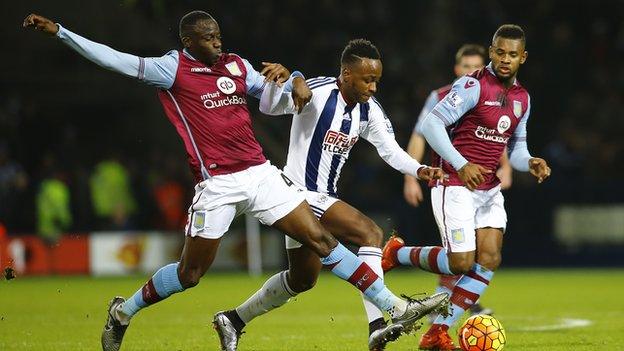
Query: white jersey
[{"left": 260, "top": 77, "right": 424, "bottom": 197}]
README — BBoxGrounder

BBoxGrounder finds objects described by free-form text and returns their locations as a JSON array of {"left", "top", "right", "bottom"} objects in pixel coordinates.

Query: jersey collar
[{"left": 486, "top": 62, "right": 518, "bottom": 86}]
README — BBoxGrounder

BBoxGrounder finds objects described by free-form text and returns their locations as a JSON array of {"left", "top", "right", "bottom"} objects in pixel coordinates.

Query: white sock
[
  {"left": 387, "top": 294, "right": 408, "bottom": 320},
  {"left": 358, "top": 247, "right": 385, "bottom": 322},
  {"left": 235, "top": 271, "right": 297, "bottom": 323},
  {"left": 114, "top": 305, "right": 131, "bottom": 326}
]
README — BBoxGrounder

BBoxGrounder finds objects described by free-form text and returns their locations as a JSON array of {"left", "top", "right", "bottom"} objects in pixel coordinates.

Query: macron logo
[{"left": 191, "top": 67, "right": 211, "bottom": 73}]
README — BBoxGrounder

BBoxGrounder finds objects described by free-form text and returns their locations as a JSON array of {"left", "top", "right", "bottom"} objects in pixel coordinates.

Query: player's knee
[
  {"left": 306, "top": 224, "right": 335, "bottom": 257},
  {"left": 477, "top": 251, "right": 502, "bottom": 271},
  {"left": 361, "top": 220, "right": 384, "bottom": 247},
  {"left": 448, "top": 254, "right": 475, "bottom": 274},
  {"left": 288, "top": 273, "right": 318, "bottom": 293},
  {"left": 177, "top": 265, "right": 204, "bottom": 289}
]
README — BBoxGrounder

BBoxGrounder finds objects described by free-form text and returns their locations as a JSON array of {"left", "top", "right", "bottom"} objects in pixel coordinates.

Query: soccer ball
[{"left": 458, "top": 314, "right": 506, "bottom": 351}]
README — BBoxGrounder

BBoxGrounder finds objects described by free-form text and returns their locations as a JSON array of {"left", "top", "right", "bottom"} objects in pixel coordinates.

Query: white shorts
[
  {"left": 285, "top": 190, "right": 340, "bottom": 250},
  {"left": 184, "top": 161, "right": 306, "bottom": 239},
  {"left": 431, "top": 185, "right": 507, "bottom": 253}
]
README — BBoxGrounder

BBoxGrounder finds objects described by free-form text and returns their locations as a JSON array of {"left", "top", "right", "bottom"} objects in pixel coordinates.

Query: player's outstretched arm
[
  {"left": 361, "top": 101, "right": 446, "bottom": 181},
  {"left": 23, "top": 13, "right": 176, "bottom": 89}
]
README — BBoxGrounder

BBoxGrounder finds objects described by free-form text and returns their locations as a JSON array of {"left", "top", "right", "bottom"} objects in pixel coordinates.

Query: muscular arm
[
  {"left": 362, "top": 99, "right": 425, "bottom": 178},
  {"left": 56, "top": 24, "right": 177, "bottom": 89}
]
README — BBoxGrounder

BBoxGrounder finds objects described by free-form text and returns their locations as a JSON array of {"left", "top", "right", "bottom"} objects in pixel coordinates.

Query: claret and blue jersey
[
  {"left": 421, "top": 64, "right": 532, "bottom": 190},
  {"left": 55, "top": 23, "right": 302, "bottom": 182}
]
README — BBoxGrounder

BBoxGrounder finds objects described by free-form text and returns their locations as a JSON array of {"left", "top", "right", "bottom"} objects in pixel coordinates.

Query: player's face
[
  {"left": 183, "top": 20, "right": 222, "bottom": 66},
  {"left": 489, "top": 37, "right": 527, "bottom": 81},
  {"left": 342, "top": 58, "right": 382, "bottom": 104},
  {"left": 454, "top": 55, "right": 485, "bottom": 77}
]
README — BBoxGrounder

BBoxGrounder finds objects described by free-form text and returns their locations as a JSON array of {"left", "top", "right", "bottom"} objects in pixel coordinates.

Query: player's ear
[
  {"left": 341, "top": 66, "right": 351, "bottom": 82},
  {"left": 181, "top": 36, "right": 192, "bottom": 49},
  {"left": 520, "top": 50, "right": 528, "bottom": 64},
  {"left": 488, "top": 46, "right": 495, "bottom": 60}
]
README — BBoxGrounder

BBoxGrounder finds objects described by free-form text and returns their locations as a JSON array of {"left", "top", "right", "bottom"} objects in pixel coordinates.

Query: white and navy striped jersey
[{"left": 260, "top": 77, "right": 424, "bottom": 197}]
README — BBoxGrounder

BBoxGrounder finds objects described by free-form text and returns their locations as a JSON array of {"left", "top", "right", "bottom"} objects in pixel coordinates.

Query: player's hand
[
  {"left": 458, "top": 162, "right": 492, "bottom": 190},
  {"left": 496, "top": 164, "right": 513, "bottom": 190},
  {"left": 404, "top": 176, "right": 424, "bottom": 207},
  {"left": 291, "top": 77, "right": 312, "bottom": 113},
  {"left": 260, "top": 62, "right": 290, "bottom": 86},
  {"left": 23, "top": 14, "right": 58, "bottom": 35},
  {"left": 417, "top": 166, "right": 445, "bottom": 182},
  {"left": 528, "top": 157, "right": 551, "bottom": 184}
]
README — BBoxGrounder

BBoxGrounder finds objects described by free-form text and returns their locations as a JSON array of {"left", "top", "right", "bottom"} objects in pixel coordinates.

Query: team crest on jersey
[
  {"left": 451, "top": 229, "right": 465, "bottom": 244},
  {"left": 193, "top": 211, "right": 206, "bottom": 230},
  {"left": 225, "top": 62, "right": 242, "bottom": 76},
  {"left": 513, "top": 100, "right": 523, "bottom": 118},
  {"left": 497, "top": 115, "right": 511, "bottom": 134}
]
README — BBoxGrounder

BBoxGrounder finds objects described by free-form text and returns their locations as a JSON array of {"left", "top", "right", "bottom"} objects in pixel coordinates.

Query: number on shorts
[{"left": 280, "top": 173, "right": 294, "bottom": 186}]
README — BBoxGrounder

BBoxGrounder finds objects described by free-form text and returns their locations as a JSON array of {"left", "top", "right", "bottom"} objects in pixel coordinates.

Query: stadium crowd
[{"left": 2, "top": 0, "right": 623, "bottom": 244}]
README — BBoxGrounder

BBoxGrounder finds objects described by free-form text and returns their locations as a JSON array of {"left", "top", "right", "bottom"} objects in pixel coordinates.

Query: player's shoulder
[
  {"left": 368, "top": 96, "right": 388, "bottom": 119},
  {"left": 513, "top": 79, "right": 530, "bottom": 95},
  {"left": 451, "top": 74, "right": 481, "bottom": 93},
  {"left": 434, "top": 84, "right": 453, "bottom": 100},
  {"left": 306, "top": 76, "right": 338, "bottom": 90},
  {"left": 164, "top": 49, "right": 180, "bottom": 58}
]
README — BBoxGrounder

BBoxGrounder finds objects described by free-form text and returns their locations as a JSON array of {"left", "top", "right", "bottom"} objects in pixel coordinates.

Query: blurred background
[{"left": 2, "top": 0, "right": 623, "bottom": 277}]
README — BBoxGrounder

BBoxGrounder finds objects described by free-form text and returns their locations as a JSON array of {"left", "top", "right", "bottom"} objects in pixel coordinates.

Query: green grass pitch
[{"left": 1, "top": 269, "right": 623, "bottom": 350}]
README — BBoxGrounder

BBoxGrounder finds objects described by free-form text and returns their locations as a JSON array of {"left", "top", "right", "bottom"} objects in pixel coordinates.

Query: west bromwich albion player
[{"left": 214, "top": 39, "right": 446, "bottom": 351}]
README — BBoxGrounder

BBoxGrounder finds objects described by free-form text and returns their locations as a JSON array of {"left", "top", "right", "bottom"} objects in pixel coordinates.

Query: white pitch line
[{"left": 512, "top": 318, "right": 593, "bottom": 332}]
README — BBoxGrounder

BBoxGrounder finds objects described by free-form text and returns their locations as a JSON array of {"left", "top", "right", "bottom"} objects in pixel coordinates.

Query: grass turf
[{"left": 0, "top": 269, "right": 623, "bottom": 350}]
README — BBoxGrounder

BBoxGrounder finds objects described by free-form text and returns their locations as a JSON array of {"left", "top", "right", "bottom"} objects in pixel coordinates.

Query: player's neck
[
  {"left": 499, "top": 74, "right": 517, "bottom": 89},
  {"left": 337, "top": 77, "right": 357, "bottom": 106},
  {"left": 185, "top": 48, "right": 218, "bottom": 67}
]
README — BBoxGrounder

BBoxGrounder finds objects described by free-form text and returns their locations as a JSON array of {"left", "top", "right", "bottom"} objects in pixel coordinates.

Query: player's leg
[
  {"left": 221, "top": 244, "right": 321, "bottom": 333},
  {"left": 319, "top": 202, "right": 385, "bottom": 329},
  {"left": 319, "top": 200, "right": 404, "bottom": 350},
  {"left": 418, "top": 186, "right": 478, "bottom": 350},
  {"left": 382, "top": 186, "right": 473, "bottom": 275},
  {"left": 102, "top": 179, "right": 237, "bottom": 351},
  {"left": 252, "top": 165, "right": 449, "bottom": 327},
  {"left": 103, "top": 234, "right": 226, "bottom": 351}
]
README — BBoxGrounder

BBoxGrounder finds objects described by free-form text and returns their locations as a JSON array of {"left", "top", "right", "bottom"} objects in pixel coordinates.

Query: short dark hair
[
  {"left": 492, "top": 24, "right": 526, "bottom": 46},
  {"left": 340, "top": 39, "right": 381, "bottom": 65},
  {"left": 455, "top": 44, "right": 487, "bottom": 64},
  {"left": 179, "top": 10, "right": 215, "bottom": 39}
]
